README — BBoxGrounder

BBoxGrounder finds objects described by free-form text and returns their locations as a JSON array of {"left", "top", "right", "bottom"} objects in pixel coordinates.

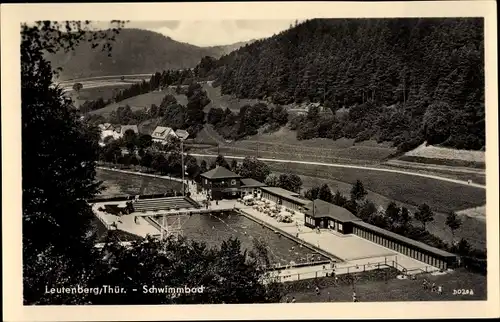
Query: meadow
[
  {"left": 71, "top": 84, "right": 131, "bottom": 101},
  {"left": 404, "top": 143, "right": 485, "bottom": 163},
  {"left": 266, "top": 162, "right": 486, "bottom": 214}
]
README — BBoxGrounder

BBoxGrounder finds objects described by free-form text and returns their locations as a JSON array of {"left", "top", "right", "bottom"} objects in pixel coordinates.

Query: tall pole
[{"left": 181, "top": 140, "right": 185, "bottom": 196}]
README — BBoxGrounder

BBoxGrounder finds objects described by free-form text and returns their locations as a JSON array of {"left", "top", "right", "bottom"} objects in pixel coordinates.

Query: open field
[
  {"left": 399, "top": 155, "right": 486, "bottom": 169},
  {"left": 286, "top": 268, "right": 486, "bottom": 302},
  {"left": 278, "top": 172, "right": 486, "bottom": 250},
  {"left": 266, "top": 162, "right": 485, "bottom": 214},
  {"left": 457, "top": 206, "right": 486, "bottom": 222},
  {"left": 90, "top": 90, "right": 172, "bottom": 117},
  {"left": 96, "top": 168, "right": 182, "bottom": 197},
  {"left": 66, "top": 83, "right": 132, "bottom": 102},
  {"left": 193, "top": 126, "right": 396, "bottom": 164},
  {"left": 402, "top": 143, "right": 485, "bottom": 168},
  {"left": 58, "top": 74, "right": 152, "bottom": 83},
  {"left": 91, "top": 88, "right": 189, "bottom": 117},
  {"left": 202, "top": 83, "right": 265, "bottom": 113}
]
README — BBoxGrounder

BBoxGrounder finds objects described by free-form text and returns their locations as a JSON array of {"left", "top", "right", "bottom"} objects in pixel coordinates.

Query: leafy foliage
[
  {"left": 414, "top": 203, "right": 435, "bottom": 229},
  {"left": 22, "top": 20, "right": 124, "bottom": 305},
  {"left": 276, "top": 173, "right": 303, "bottom": 193},
  {"left": 350, "top": 180, "right": 368, "bottom": 201},
  {"left": 202, "top": 18, "right": 484, "bottom": 151},
  {"left": 207, "top": 103, "right": 289, "bottom": 140},
  {"left": 238, "top": 157, "right": 271, "bottom": 182}
]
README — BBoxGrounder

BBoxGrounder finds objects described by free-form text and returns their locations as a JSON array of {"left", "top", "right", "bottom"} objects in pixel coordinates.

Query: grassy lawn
[
  {"left": 91, "top": 89, "right": 188, "bottom": 117},
  {"left": 96, "top": 168, "right": 182, "bottom": 197},
  {"left": 71, "top": 84, "right": 132, "bottom": 102},
  {"left": 285, "top": 268, "right": 486, "bottom": 302},
  {"left": 404, "top": 144, "right": 485, "bottom": 164},
  {"left": 202, "top": 83, "right": 264, "bottom": 113}
]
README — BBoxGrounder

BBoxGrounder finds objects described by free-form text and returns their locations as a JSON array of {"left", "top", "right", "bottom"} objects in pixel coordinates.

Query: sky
[{"left": 92, "top": 20, "right": 298, "bottom": 47}]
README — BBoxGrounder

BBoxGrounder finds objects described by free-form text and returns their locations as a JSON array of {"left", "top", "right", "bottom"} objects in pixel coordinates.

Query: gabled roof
[
  {"left": 151, "top": 126, "right": 176, "bottom": 140},
  {"left": 200, "top": 166, "right": 241, "bottom": 179},
  {"left": 120, "top": 125, "right": 138, "bottom": 134},
  {"left": 260, "top": 186, "right": 310, "bottom": 205},
  {"left": 240, "top": 178, "right": 266, "bottom": 188},
  {"left": 304, "top": 199, "right": 360, "bottom": 222}
]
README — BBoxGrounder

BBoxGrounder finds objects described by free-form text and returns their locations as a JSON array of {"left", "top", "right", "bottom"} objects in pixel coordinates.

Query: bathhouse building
[
  {"left": 199, "top": 166, "right": 242, "bottom": 200},
  {"left": 301, "top": 198, "right": 457, "bottom": 270}
]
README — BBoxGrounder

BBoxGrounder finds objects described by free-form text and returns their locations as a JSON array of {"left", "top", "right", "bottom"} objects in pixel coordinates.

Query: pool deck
[{"left": 93, "top": 169, "right": 440, "bottom": 275}]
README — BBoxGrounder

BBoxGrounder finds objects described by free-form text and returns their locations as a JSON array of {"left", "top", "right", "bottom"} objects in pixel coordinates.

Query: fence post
[
  {"left": 363, "top": 264, "right": 365, "bottom": 272},
  {"left": 315, "top": 271, "right": 318, "bottom": 278},
  {"left": 298, "top": 273, "right": 300, "bottom": 280}
]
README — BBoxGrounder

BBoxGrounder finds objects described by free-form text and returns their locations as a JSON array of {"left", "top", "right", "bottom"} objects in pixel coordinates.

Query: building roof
[
  {"left": 151, "top": 126, "right": 176, "bottom": 140},
  {"left": 304, "top": 199, "right": 361, "bottom": 222},
  {"left": 353, "top": 221, "right": 456, "bottom": 258},
  {"left": 200, "top": 166, "right": 241, "bottom": 180},
  {"left": 120, "top": 125, "right": 139, "bottom": 135},
  {"left": 240, "top": 178, "right": 266, "bottom": 188},
  {"left": 260, "top": 186, "right": 310, "bottom": 206}
]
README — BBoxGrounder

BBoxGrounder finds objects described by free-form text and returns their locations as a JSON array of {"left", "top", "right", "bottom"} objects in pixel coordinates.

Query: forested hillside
[
  {"left": 204, "top": 18, "right": 485, "bottom": 151},
  {"left": 46, "top": 29, "right": 249, "bottom": 80}
]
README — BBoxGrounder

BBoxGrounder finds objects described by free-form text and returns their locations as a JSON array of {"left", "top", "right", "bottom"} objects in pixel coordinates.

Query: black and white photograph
[{"left": 2, "top": 1, "right": 499, "bottom": 321}]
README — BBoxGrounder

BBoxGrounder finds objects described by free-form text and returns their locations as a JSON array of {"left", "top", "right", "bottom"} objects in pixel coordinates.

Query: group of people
[{"left": 422, "top": 279, "right": 443, "bottom": 294}]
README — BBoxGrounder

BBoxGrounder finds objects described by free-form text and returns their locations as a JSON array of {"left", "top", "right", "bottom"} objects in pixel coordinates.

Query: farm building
[
  {"left": 151, "top": 126, "right": 177, "bottom": 144},
  {"left": 303, "top": 199, "right": 361, "bottom": 234},
  {"left": 260, "top": 186, "right": 310, "bottom": 211}
]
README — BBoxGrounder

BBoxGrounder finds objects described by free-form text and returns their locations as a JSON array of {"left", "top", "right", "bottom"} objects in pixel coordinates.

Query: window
[{"left": 231, "top": 179, "right": 237, "bottom": 185}]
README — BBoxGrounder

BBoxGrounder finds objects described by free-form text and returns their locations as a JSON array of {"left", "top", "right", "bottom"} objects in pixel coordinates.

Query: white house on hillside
[
  {"left": 151, "top": 126, "right": 177, "bottom": 144},
  {"left": 98, "top": 124, "right": 138, "bottom": 147}
]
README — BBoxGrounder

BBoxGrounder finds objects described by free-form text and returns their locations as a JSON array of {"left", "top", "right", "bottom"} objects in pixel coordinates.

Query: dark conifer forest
[{"left": 202, "top": 18, "right": 485, "bottom": 151}]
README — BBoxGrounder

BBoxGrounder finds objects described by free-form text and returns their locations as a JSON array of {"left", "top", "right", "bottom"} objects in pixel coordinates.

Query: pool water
[{"left": 155, "top": 212, "right": 328, "bottom": 266}]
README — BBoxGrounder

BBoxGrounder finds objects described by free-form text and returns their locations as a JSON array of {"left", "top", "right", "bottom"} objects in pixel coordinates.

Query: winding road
[{"left": 188, "top": 153, "right": 486, "bottom": 189}]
